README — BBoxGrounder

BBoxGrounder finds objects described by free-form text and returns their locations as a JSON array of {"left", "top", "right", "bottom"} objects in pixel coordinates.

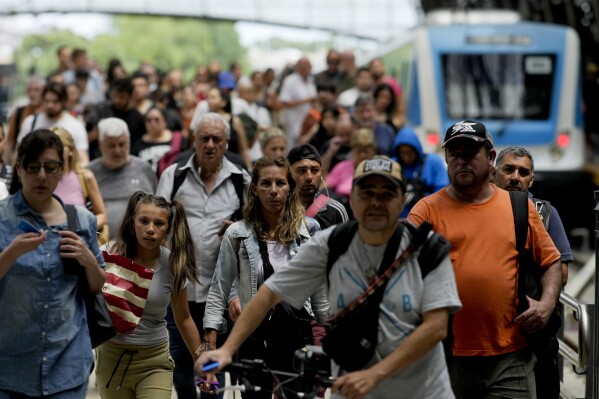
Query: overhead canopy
[{"left": 0, "top": 0, "right": 422, "bottom": 42}]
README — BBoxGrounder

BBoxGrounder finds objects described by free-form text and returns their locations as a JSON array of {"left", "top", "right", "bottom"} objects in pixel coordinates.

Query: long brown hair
[
  {"left": 112, "top": 191, "right": 198, "bottom": 293},
  {"left": 243, "top": 156, "right": 305, "bottom": 243}
]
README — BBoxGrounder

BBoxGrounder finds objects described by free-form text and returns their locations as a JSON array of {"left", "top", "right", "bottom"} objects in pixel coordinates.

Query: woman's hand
[
  {"left": 59, "top": 230, "right": 96, "bottom": 269},
  {"left": 228, "top": 297, "right": 241, "bottom": 321},
  {"left": 11, "top": 231, "right": 46, "bottom": 256}
]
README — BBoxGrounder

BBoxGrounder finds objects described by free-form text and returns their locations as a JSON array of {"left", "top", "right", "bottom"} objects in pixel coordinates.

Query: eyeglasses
[{"left": 24, "top": 161, "right": 63, "bottom": 174}]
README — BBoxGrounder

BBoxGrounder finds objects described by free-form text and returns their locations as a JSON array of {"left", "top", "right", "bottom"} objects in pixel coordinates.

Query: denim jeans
[{"left": 166, "top": 302, "right": 225, "bottom": 399}]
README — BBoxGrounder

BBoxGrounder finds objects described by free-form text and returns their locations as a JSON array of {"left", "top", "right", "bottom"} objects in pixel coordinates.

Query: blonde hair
[
  {"left": 51, "top": 127, "right": 80, "bottom": 173},
  {"left": 350, "top": 128, "right": 376, "bottom": 148},
  {"left": 259, "top": 127, "right": 286, "bottom": 150}
]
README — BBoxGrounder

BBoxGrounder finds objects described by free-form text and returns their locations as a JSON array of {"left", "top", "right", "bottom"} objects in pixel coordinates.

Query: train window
[{"left": 442, "top": 53, "right": 555, "bottom": 120}]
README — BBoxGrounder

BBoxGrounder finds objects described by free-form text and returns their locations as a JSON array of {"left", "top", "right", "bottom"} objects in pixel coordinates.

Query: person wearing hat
[
  {"left": 197, "top": 155, "right": 462, "bottom": 398},
  {"left": 409, "top": 120, "right": 562, "bottom": 398},
  {"left": 287, "top": 144, "right": 349, "bottom": 229}
]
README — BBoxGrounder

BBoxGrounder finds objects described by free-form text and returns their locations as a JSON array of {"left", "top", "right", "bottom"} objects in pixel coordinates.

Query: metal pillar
[{"left": 589, "top": 191, "right": 599, "bottom": 398}]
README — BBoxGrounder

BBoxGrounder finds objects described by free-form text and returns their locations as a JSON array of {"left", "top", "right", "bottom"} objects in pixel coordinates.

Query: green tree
[{"left": 12, "top": 15, "right": 247, "bottom": 96}]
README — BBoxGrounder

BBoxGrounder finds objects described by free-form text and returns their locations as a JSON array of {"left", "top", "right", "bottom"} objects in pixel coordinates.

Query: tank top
[{"left": 55, "top": 170, "right": 86, "bottom": 206}]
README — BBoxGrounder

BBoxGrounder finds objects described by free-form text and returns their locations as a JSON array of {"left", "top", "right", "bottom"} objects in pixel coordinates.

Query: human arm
[
  {"left": 84, "top": 169, "right": 108, "bottom": 229},
  {"left": 0, "top": 231, "right": 46, "bottom": 280},
  {"left": 59, "top": 229, "right": 106, "bottom": 293},
  {"left": 196, "top": 285, "right": 282, "bottom": 373},
  {"left": 171, "top": 287, "right": 202, "bottom": 361},
  {"left": 514, "top": 260, "right": 562, "bottom": 333},
  {"left": 320, "top": 137, "right": 344, "bottom": 176},
  {"left": 332, "top": 307, "right": 450, "bottom": 399},
  {"left": 299, "top": 121, "right": 320, "bottom": 145}
]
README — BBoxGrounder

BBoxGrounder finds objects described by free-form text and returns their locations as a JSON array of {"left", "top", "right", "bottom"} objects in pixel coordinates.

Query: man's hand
[
  {"left": 331, "top": 368, "right": 383, "bottom": 399},
  {"left": 195, "top": 348, "right": 233, "bottom": 376},
  {"left": 514, "top": 295, "right": 553, "bottom": 333}
]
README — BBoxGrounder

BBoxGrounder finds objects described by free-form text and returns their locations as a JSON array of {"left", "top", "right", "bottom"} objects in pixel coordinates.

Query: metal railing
[{"left": 558, "top": 291, "right": 591, "bottom": 374}]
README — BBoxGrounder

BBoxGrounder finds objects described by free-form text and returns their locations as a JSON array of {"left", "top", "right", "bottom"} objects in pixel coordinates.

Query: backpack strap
[
  {"left": 509, "top": 190, "right": 530, "bottom": 315},
  {"left": 305, "top": 194, "right": 329, "bottom": 218},
  {"left": 65, "top": 204, "right": 77, "bottom": 232},
  {"left": 326, "top": 221, "right": 359, "bottom": 285},
  {"left": 170, "top": 159, "right": 190, "bottom": 201},
  {"left": 229, "top": 171, "right": 245, "bottom": 222},
  {"left": 402, "top": 220, "right": 451, "bottom": 279}
]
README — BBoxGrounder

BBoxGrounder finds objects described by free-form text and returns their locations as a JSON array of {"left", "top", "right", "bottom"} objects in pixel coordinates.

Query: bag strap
[
  {"left": 305, "top": 193, "right": 329, "bottom": 218},
  {"left": 229, "top": 171, "right": 245, "bottom": 222},
  {"left": 257, "top": 239, "right": 275, "bottom": 283},
  {"left": 509, "top": 190, "right": 530, "bottom": 315},
  {"left": 65, "top": 204, "right": 77, "bottom": 232},
  {"left": 532, "top": 197, "right": 551, "bottom": 230},
  {"left": 326, "top": 221, "right": 359, "bottom": 285},
  {"left": 328, "top": 221, "right": 432, "bottom": 324},
  {"left": 170, "top": 160, "right": 190, "bottom": 201}
]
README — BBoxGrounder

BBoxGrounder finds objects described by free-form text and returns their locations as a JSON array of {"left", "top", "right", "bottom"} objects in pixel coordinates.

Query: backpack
[
  {"left": 326, "top": 219, "right": 451, "bottom": 284},
  {"left": 170, "top": 158, "right": 245, "bottom": 222},
  {"left": 403, "top": 155, "right": 431, "bottom": 210},
  {"left": 531, "top": 197, "right": 551, "bottom": 230}
]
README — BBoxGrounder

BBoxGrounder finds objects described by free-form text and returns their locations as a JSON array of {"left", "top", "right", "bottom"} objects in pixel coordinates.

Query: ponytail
[{"left": 168, "top": 200, "right": 199, "bottom": 293}]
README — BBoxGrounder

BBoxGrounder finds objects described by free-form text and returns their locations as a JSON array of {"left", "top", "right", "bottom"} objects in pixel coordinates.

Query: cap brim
[
  {"left": 353, "top": 172, "right": 405, "bottom": 191},
  {"left": 442, "top": 134, "right": 487, "bottom": 147}
]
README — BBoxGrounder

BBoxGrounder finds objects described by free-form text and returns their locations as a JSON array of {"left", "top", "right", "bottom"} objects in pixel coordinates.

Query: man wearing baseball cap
[
  {"left": 287, "top": 144, "right": 349, "bottom": 228},
  {"left": 197, "top": 155, "right": 462, "bottom": 398},
  {"left": 409, "top": 120, "right": 562, "bottom": 398}
]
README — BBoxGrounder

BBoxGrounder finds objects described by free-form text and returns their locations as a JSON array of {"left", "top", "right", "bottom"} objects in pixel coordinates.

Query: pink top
[
  {"left": 326, "top": 159, "right": 355, "bottom": 198},
  {"left": 55, "top": 170, "right": 86, "bottom": 206}
]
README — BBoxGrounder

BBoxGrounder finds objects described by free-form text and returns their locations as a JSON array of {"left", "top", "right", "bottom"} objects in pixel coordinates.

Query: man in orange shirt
[{"left": 409, "top": 120, "right": 562, "bottom": 398}]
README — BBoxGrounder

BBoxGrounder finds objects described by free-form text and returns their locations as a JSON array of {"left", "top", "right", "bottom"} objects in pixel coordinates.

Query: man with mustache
[
  {"left": 409, "top": 120, "right": 562, "bottom": 398},
  {"left": 493, "top": 146, "right": 572, "bottom": 399},
  {"left": 288, "top": 144, "right": 349, "bottom": 228}
]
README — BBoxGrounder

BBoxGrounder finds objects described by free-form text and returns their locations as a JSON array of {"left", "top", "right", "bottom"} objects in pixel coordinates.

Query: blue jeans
[
  {"left": 0, "top": 383, "right": 88, "bottom": 399},
  {"left": 166, "top": 302, "right": 225, "bottom": 399}
]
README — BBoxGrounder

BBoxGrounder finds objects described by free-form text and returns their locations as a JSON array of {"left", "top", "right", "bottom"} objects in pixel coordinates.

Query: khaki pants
[{"left": 95, "top": 340, "right": 175, "bottom": 399}]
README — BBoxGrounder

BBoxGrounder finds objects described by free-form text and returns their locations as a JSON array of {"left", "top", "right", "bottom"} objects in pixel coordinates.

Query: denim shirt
[
  {"left": 204, "top": 217, "right": 329, "bottom": 333},
  {"left": 0, "top": 191, "right": 105, "bottom": 396}
]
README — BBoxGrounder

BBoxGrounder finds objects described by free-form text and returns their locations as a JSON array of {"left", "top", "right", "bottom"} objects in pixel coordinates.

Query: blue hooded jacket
[{"left": 392, "top": 126, "right": 449, "bottom": 217}]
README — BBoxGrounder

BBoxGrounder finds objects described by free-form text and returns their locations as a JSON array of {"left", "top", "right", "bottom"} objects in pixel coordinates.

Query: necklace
[{"left": 364, "top": 245, "right": 384, "bottom": 283}]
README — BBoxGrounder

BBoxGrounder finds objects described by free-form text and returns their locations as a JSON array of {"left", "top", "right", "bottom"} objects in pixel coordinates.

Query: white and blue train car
[{"left": 379, "top": 9, "right": 585, "bottom": 177}]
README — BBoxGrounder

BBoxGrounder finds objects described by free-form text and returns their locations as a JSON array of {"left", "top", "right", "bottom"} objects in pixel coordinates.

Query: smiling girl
[{"left": 95, "top": 192, "right": 203, "bottom": 399}]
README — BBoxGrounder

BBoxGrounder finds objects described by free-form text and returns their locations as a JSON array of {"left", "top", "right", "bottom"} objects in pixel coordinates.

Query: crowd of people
[{"left": 0, "top": 43, "right": 573, "bottom": 399}]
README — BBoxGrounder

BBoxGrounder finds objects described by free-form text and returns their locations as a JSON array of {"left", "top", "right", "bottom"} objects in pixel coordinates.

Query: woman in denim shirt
[
  {"left": 201, "top": 156, "right": 328, "bottom": 398},
  {"left": 0, "top": 129, "right": 106, "bottom": 399}
]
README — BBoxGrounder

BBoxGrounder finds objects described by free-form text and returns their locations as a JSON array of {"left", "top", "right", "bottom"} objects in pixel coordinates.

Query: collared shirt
[
  {"left": 0, "top": 191, "right": 105, "bottom": 396},
  {"left": 156, "top": 154, "right": 251, "bottom": 303}
]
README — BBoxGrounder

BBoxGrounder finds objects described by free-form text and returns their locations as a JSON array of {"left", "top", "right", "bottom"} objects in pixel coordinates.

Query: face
[
  {"left": 66, "top": 84, "right": 81, "bottom": 104},
  {"left": 207, "top": 88, "right": 225, "bottom": 112},
  {"left": 292, "top": 159, "right": 321, "bottom": 199},
  {"left": 335, "top": 120, "right": 353, "bottom": 145},
  {"left": 134, "top": 203, "right": 170, "bottom": 252},
  {"left": 321, "top": 111, "right": 337, "bottom": 134},
  {"left": 494, "top": 154, "right": 534, "bottom": 191},
  {"left": 18, "top": 147, "right": 63, "bottom": 203},
  {"left": 351, "top": 175, "right": 404, "bottom": 233},
  {"left": 100, "top": 134, "right": 130, "bottom": 169},
  {"left": 375, "top": 88, "right": 392, "bottom": 111},
  {"left": 253, "top": 165, "right": 290, "bottom": 215},
  {"left": 351, "top": 144, "right": 376, "bottom": 165},
  {"left": 356, "top": 71, "right": 374, "bottom": 92},
  {"left": 370, "top": 59, "right": 385, "bottom": 80},
  {"left": 397, "top": 145, "right": 418, "bottom": 166},
  {"left": 445, "top": 139, "right": 495, "bottom": 192},
  {"left": 194, "top": 120, "right": 228, "bottom": 170},
  {"left": 326, "top": 52, "right": 340, "bottom": 71},
  {"left": 251, "top": 72, "right": 264, "bottom": 88},
  {"left": 111, "top": 91, "right": 131, "bottom": 111},
  {"left": 262, "top": 137, "right": 287, "bottom": 158},
  {"left": 132, "top": 77, "right": 149, "bottom": 101},
  {"left": 27, "top": 82, "right": 44, "bottom": 105},
  {"left": 354, "top": 104, "right": 374, "bottom": 125},
  {"left": 145, "top": 109, "right": 166, "bottom": 135},
  {"left": 43, "top": 92, "right": 64, "bottom": 118}
]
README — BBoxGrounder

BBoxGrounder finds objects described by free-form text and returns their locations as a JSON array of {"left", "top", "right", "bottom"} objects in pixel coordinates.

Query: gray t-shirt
[
  {"left": 86, "top": 156, "right": 158, "bottom": 238},
  {"left": 265, "top": 225, "right": 461, "bottom": 399},
  {"left": 110, "top": 247, "right": 176, "bottom": 346}
]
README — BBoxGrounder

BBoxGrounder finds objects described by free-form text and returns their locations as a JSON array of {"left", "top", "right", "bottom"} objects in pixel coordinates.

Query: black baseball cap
[
  {"left": 287, "top": 144, "right": 322, "bottom": 165},
  {"left": 443, "top": 120, "right": 494, "bottom": 148}
]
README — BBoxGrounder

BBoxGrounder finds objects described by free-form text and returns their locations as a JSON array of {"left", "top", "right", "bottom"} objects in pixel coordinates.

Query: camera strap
[{"left": 328, "top": 221, "right": 432, "bottom": 324}]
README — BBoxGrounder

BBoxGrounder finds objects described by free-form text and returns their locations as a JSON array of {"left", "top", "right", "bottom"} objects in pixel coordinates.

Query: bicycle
[{"left": 197, "top": 345, "right": 336, "bottom": 399}]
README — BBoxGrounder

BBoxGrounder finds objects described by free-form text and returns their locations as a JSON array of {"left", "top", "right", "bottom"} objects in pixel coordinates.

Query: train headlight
[
  {"left": 426, "top": 130, "right": 441, "bottom": 149},
  {"left": 550, "top": 130, "right": 570, "bottom": 161}
]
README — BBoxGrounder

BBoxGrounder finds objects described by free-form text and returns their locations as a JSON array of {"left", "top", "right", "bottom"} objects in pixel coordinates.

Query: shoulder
[
  {"left": 303, "top": 217, "right": 321, "bottom": 236},
  {"left": 86, "top": 158, "right": 102, "bottom": 172},
  {"left": 224, "top": 220, "right": 253, "bottom": 239}
]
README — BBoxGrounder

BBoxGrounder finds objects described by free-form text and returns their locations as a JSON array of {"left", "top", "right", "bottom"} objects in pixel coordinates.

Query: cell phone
[
  {"left": 18, "top": 220, "right": 40, "bottom": 233},
  {"left": 201, "top": 361, "right": 220, "bottom": 373}
]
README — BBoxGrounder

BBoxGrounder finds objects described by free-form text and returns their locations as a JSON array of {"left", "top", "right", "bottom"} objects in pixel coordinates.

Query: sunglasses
[{"left": 24, "top": 161, "right": 63, "bottom": 174}]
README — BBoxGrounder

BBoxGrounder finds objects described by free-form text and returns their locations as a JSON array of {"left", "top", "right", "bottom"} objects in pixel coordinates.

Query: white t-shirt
[
  {"left": 17, "top": 112, "right": 89, "bottom": 151},
  {"left": 265, "top": 225, "right": 461, "bottom": 399},
  {"left": 278, "top": 72, "right": 317, "bottom": 146}
]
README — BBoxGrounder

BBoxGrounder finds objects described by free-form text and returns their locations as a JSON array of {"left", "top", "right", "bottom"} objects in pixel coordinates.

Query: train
[{"left": 375, "top": 9, "right": 593, "bottom": 237}]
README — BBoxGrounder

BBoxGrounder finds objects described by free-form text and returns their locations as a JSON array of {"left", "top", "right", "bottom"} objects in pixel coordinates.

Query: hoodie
[{"left": 392, "top": 127, "right": 449, "bottom": 217}]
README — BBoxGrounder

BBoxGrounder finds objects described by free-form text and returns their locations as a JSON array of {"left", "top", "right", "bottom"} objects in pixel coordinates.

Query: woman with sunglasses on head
[
  {"left": 95, "top": 191, "right": 203, "bottom": 399},
  {"left": 0, "top": 129, "right": 106, "bottom": 399},
  {"left": 201, "top": 156, "right": 328, "bottom": 398}
]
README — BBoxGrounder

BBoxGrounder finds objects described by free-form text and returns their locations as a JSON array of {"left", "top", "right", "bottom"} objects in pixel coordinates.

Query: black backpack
[
  {"left": 325, "top": 219, "right": 451, "bottom": 283},
  {"left": 170, "top": 158, "right": 245, "bottom": 222}
]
